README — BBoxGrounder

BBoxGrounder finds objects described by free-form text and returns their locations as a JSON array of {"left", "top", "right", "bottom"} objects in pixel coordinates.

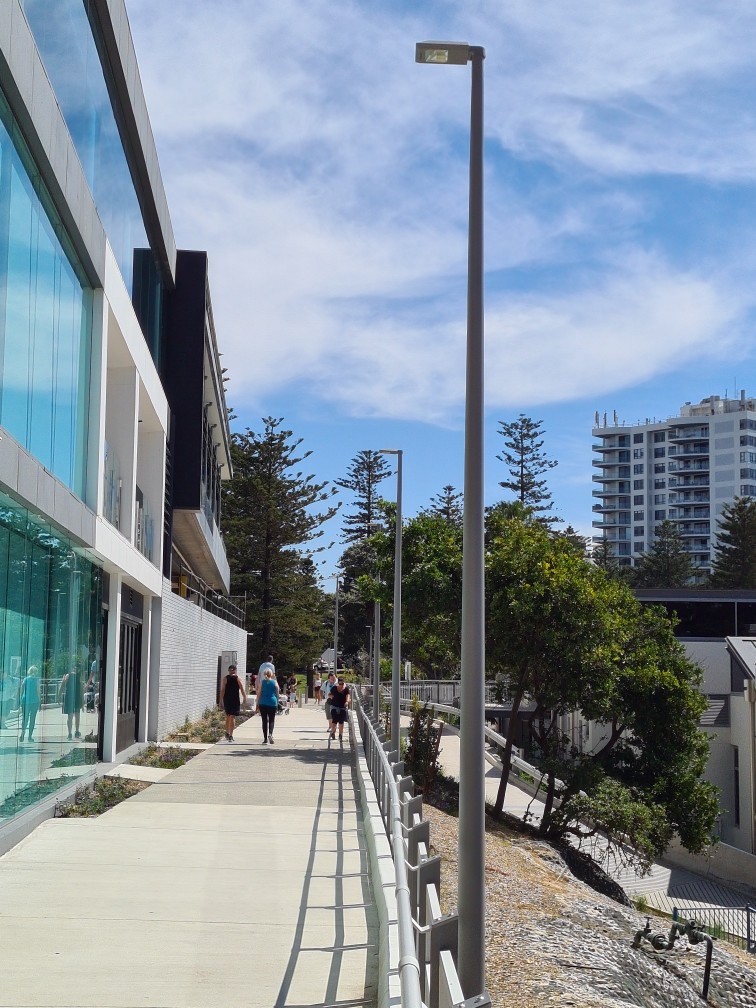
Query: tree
[
  {"left": 633, "top": 520, "right": 694, "bottom": 588},
  {"left": 367, "top": 506, "right": 463, "bottom": 677},
  {"left": 591, "top": 536, "right": 633, "bottom": 582},
  {"left": 709, "top": 496, "right": 756, "bottom": 588},
  {"left": 556, "top": 524, "right": 589, "bottom": 556},
  {"left": 496, "top": 415, "right": 558, "bottom": 521},
  {"left": 426, "top": 485, "right": 463, "bottom": 526},
  {"left": 486, "top": 516, "right": 717, "bottom": 869},
  {"left": 222, "top": 417, "right": 339, "bottom": 669},
  {"left": 335, "top": 450, "right": 392, "bottom": 543}
]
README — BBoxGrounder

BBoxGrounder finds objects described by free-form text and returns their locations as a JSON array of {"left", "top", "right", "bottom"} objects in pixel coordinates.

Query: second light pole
[{"left": 379, "top": 448, "right": 402, "bottom": 760}]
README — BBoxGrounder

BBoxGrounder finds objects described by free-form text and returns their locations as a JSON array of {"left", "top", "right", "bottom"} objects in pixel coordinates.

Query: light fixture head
[
  {"left": 415, "top": 41, "right": 470, "bottom": 65},
  {"left": 378, "top": 448, "right": 400, "bottom": 455}
]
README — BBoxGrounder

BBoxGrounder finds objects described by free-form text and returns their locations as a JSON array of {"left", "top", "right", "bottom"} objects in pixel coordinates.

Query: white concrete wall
[{"left": 155, "top": 581, "right": 247, "bottom": 739}]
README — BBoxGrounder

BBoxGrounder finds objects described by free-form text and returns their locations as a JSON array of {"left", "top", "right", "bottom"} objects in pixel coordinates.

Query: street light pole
[
  {"left": 333, "top": 573, "right": 340, "bottom": 676},
  {"left": 416, "top": 40, "right": 487, "bottom": 1000},
  {"left": 379, "top": 448, "right": 402, "bottom": 761},
  {"left": 372, "top": 598, "right": 381, "bottom": 715}
]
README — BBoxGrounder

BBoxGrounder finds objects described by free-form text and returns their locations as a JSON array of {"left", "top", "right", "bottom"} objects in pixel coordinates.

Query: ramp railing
[{"left": 354, "top": 690, "right": 491, "bottom": 1008}]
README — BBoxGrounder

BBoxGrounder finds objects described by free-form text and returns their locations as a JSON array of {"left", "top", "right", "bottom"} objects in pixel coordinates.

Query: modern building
[
  {"left": 563, "top": 589, "right": 756, "bottom": 865},
  {"left": 592, "top": 392, "right": 756, "bottom": 576},
  {"left": 0, "top": 1, "right": 245, "bottom": 841}
]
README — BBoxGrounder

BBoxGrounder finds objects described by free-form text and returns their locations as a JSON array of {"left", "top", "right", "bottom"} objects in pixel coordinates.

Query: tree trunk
[{"left": 492, "top": 689, "right": 524, "bottom": 818}]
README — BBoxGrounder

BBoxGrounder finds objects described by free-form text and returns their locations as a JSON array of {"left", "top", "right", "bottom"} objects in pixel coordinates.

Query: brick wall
[{"left": 157, "top": 581, "right": 247, "bottom": 738}]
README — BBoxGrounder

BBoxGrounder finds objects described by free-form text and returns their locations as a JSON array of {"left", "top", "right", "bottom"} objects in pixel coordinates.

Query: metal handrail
[
  {"left": 355, "top": 690, "right": 491, "bottom": 1008},
  {"left": 356, "top": 694, "right": 423, "bottom": 1008}
]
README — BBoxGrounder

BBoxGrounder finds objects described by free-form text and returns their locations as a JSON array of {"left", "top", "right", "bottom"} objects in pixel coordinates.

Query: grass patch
[
  {"left": 129, "top": 745, "right": 202, "bottom": 769},
  {"left": 165, "top": 706, "right": 251, "bottom": 744},
  {"left": 56, "top": 776, "right": 150, "bottom": 817}
]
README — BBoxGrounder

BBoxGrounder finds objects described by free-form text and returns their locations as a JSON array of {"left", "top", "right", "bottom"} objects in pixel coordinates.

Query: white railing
[{"left": 354, "top": 691, "right": 491, "bottom": 1008}]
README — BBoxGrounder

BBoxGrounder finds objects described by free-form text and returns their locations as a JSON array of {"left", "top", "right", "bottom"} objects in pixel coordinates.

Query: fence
[
  {"left": 673, "top": 904, "right": 756, "bottom": 953},
  {"left": 398, "top": 681, "right": 497, "bottom": 705},
  {"left": 354, "top": 689, "right": 491, "bottom": 1008}
]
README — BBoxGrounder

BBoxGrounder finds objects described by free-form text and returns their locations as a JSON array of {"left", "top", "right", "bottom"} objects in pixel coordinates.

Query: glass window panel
[
  {"left": 0, "top": 91, "right": 92, "bottom": 497},
  {"left": 0, "top": 493, "right": 102, "bottom": 822}
]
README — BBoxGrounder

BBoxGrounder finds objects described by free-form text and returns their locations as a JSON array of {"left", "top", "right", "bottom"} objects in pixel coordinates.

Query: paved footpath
[{"left": 0, "top": 705, "right": 378, "bottom": 1008}]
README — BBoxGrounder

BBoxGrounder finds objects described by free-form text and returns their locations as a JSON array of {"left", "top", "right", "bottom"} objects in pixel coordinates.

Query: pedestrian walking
[
  {"left": 329, "top": 677, "right": 351, "bottom": 742},
  {"left": 218, "top": 664, "right": 246, "bottom": 742},
  {"left": 313, "top": 669, "right": 322, "bottom": 705},
  {"left": 257, "top": 654, "right": 275, "bottom": 691},
  {"left": 322, "top": 671, "right": 336, "bottom": 733},
  {"left": 257, "top": 669, "right": 280, "bottom": 744}
]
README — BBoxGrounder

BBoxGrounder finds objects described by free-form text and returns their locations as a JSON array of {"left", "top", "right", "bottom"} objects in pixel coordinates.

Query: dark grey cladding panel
[
  {"left": 0, "top": 1, "right": 106, "bottom": 286},
  {"left": 92, "top": 0, "right": 177, "bottom": 285}
]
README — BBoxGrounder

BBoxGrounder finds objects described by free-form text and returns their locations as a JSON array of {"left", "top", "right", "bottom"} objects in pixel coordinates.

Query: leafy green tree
[
  {"left": 335, "top": 450, "right": 392, "bottom": 543},
  {"left": 367, "top": 506, "right": 463, "bottom": 677},
  {"left": 486, "top": 516, "right": 717, "bottom": 868},
  {"left": 426, "top": 485, "right": 463, "bottom": 526},
  {"left": 633, "top": 520, "right": 694, "bottom": 588},
  {"left": 223, "top": 417, "right": 339, "bottom": 670},
  {"left": 591, "top": 536, "right": 633, "bottom": 582},
  {"left": 709, "top": 496, "right": 756, "bottom": 588},
  {"left": 496, "top": 415, "right": 558, "bottom": 522}
]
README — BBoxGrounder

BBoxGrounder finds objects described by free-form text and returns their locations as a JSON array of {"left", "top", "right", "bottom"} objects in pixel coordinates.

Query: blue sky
[{"left": 127, "top": 1, "right": 756, "bottom": 578}]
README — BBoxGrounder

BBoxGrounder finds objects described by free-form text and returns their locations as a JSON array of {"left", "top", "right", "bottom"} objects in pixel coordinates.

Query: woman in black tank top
[{"left": 219, "top": 665, "right": 246, "bottom": 742}]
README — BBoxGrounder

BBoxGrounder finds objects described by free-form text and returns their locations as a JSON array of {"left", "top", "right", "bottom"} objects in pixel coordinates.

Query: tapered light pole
[
  {"left": 333, "top": 573, "right": 341, "bottom": 675},
  {"left": 416, "top": 40, "right": 486, "bottom": 1000},
  {"left": 372, "top": 598, "right": 381, "bottom": 715},
  {"left": 379, "top": 448, "right": 403, "bottom": 760}
]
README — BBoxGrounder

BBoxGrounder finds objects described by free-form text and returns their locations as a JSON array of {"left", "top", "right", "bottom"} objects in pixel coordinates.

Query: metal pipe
[{"left": 333, "top": 573, "right": 340, "bottom": 677}]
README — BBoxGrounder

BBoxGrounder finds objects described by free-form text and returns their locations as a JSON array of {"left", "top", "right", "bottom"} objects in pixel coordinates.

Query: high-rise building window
[
  {"left": 654, "top": 494, "right": 666, "bottom": 504},
  {"left": 654, "top": 463, "right": 666, "bottom": 473},
  {"left": 634, "top": 527, "right": 644, "bottom": 537},
  {"left": 634, "top": 541, "right": 644, "bottom": 552},
  {"left": 633, "top": 479, "right": 644, "bottom": 489},
  {"left": 633, "top": 448, "right": 644, "bottom": 458},
  {"left": 654, "top": 447, "right": 666, "bottom": 457},
  {"left": 633, "top": 433, "right": 644, "bottom": 443},
  {"left": 654, "top": 479, "right": 666, "bottom": 489},
  {"left": 633, "top": 464, "right": 644, "bottom": 474},
  {"left": 653, "top": 431, "right": 666, "bottom": 442},
  {"left": 634, "top": 495, "right": 644, "bottom": 505},
  {"left": 634, "top": 510, "right": 644, "bottom": 520}
]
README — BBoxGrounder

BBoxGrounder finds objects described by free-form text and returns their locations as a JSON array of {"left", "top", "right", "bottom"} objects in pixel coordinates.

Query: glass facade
[
  {"left": 0, "top": 90, "right": 92, "bottom": 497},
  {"left": 0, "top": 491, "right": 103, "bottom": 823},
  {"left": 20, "top": 0, "right": 164, "bottom": 360}
]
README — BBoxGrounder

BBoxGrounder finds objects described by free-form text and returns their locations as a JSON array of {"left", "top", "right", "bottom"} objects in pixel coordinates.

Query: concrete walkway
[{"left": 0, "top": 705, "right": 378, "bottom": 1008}]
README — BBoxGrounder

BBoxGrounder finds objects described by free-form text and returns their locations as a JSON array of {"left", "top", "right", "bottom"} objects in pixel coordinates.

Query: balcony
[
  {"left": 668, "top": 445, "right": 709, "bottom": 458},
  {"left": 668, "top": 476, "right": 709, "bottom": 488},
  {"left": 668, "top": 491, "right": 710, "bottom": 504},
  {"left": 668, "top": 426, "right": 709, "bottom": 441}
]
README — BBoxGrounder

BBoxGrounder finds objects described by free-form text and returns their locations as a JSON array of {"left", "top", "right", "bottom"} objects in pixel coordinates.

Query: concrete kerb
[{"left": 350, "top": 710, "right": 401, "bottom": 1008}]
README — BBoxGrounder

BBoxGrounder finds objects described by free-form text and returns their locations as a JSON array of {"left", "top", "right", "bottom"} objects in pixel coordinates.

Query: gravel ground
[{"left": 423, "top": 804, "right": 756, "bottom": 1008}]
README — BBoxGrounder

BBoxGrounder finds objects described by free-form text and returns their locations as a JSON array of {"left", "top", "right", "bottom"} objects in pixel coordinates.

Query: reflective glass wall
[
  {"left": 0, "top": 492, "right": 103, "bottom": 824},
  {"left": 20, "top": 0, "right": 164, "bottom": 360},
  {"left": 0, "top": 89, "right": 92, "bottom": 498}
]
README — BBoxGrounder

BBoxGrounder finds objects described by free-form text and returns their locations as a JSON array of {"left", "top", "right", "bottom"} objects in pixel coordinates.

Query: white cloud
[{"left": 124, "top": 0, "right": 756, "bottom": 428}]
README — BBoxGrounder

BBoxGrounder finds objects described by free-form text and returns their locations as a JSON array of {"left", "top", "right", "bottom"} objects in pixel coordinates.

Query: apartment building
[
  {"left": 0, "top": 1, "right": 246, "bottom": 840},
  {"left": 592, "top": 392, "right": 756, "bottom": 575}
]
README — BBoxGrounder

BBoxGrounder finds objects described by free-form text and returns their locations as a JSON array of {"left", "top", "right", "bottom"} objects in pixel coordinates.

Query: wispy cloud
[{"left": 126, "top": 0, "right": 756, "bottom": 426}]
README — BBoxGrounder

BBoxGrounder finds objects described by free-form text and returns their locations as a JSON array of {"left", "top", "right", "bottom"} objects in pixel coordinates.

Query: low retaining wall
[{"left": 663, "top": 837, "right": 756, "bottom": 896}]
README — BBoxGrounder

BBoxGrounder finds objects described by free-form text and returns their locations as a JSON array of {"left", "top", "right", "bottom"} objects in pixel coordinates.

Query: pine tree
[
  {"left": 634, "top": 520, "right": 694, "bottom": 588},
  {"left": 496, "top": 415, "right": 558, "bottom": 521},
  {"left": 222, "top": 417, "right": 339, "bottom": 668},
  {"left": 426, "top": 485, "right": 463, "bottom": 525},
  {"left": 335, "top": 450, "right": 392, "bottom": 543},
  {"left": 709, "top": 497, "right": 756, "bottom": 588}
]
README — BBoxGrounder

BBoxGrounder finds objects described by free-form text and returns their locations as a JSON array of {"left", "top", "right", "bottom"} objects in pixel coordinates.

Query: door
[{"left": 116, "top": 617, "right": 142, "bottom": 753}]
